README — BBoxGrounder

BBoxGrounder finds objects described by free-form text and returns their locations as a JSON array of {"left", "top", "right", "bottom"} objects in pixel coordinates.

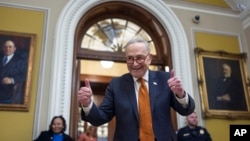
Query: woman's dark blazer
[{"left": 34, "top": 131, "right": 74, "bottom": 141}]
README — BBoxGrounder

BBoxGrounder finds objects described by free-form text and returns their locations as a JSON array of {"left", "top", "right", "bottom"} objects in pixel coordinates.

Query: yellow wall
[
  {"left": 196, "top": 32, "right": 240, "bottom": 53},
  {"left": 185, "top": 0, "right": 229, "bottom": 8},
  {"left": 0, "top": 6, "right": 44, "bottom": 141},
  {"left": 195, "top": 32, "right": 250, "bottom": 141}
]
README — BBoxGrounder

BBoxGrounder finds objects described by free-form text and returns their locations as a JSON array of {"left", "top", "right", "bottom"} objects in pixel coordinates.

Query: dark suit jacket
[
  {"left": 210, "top": 76, "right": 247, "bottom": 111},
  {"left": 81, "top": 70, "right": 195, "bottom": 141},
  {"left": 34, "top": 131, "right": 74, "bottom": 141},
  {"left": 0, "top": 54, "right": 27, "bottom": 103}
]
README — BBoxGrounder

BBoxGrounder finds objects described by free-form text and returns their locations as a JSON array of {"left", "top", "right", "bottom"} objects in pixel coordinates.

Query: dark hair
[
  {"left": 2, "top": 39, "right": 16, "bottom": 48},
  {"left": 48, "top": 115, "right": 66, "bottom": 133}
]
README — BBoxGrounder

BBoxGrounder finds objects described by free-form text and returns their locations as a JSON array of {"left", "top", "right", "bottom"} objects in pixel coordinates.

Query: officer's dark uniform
[{"left": 177, "top": 126, "right": 212, "bottom": 141}]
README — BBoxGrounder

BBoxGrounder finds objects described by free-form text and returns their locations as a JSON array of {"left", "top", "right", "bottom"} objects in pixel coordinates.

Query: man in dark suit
[
  {"left": 211, "top": 63, "right": 247, "bottom": 111},
  {"left": 0, "top": 40, "right": 27, "bottom": 104},
  {"left": 78, "top": 38, "right": 195, "bottom": 141}
]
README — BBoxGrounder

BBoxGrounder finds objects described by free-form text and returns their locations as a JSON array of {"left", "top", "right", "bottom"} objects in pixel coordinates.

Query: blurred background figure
[
  {"left": 177, "top": 112, "right": 212, "bottom": 141},
  {"left": 78, "top": 125, "right": 97, "bottom": 141},
  {"left": 34, "top": 115, "right": 74, "bottom": 141}
]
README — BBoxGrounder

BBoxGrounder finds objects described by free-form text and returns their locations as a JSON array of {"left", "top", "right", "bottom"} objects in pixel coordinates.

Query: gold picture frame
[
  {"left": 0, "top": 30, "right": 36, "bottom": 111},
  {"left": 195, "top": 48, "right": 250, "bottom": 119}
]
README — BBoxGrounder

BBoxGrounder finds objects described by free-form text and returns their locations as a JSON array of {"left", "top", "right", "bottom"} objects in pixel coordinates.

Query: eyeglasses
[{"left": 126, "top": 54, "right": 149, "bottom": 64}]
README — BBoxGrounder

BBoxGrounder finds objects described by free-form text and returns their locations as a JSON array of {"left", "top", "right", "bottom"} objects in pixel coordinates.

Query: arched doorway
[{"left": 70, "top": 1, "right": 175, "bottom": 140}]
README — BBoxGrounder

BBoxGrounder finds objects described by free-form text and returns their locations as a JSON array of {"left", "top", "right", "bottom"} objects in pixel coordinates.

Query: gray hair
[{"left": 124, "top": 38, "right": 151, "bottom": 53}]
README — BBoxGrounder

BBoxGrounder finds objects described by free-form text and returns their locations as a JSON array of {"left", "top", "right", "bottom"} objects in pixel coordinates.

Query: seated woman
[{"left": 34, "top": 115, "right": 74, "bottom": 141}]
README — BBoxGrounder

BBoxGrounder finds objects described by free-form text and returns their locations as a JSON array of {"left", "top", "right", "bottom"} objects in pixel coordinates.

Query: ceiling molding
[
  {"left": 165, "top": 0, "right": 250, "bottom": 20},
  {"left": 165, "top": 0, "right": 239, "bottom": 16},
  {"left": 225, "top": 0, "right": 250, "bottom": 11},
  {"left": 242, "top": 16, "right": 250, "bottom": 29},
  {"left": 225, "top": 0, "right": 250, "bottom": 19}
]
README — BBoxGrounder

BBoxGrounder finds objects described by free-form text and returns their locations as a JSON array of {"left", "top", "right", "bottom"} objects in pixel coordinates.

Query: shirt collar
[
  {"left": 132, "top": 70, "right": 149, "bottom": 82},
  {"left": 5, "top": 53, "right": 14, "bottom": 60}
]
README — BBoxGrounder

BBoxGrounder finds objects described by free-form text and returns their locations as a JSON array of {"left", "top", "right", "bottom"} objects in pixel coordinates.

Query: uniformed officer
[{"left": 177, "top": 112, "right": 212, "bottom": 141}]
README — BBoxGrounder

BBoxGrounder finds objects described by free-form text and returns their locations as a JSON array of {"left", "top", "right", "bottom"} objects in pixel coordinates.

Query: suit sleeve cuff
[
  {"left": 82, "top": 101, "right": 93, "bottom": 115},
  {"left": 175, "top": 91, "right": 189, "bottom": 107}
]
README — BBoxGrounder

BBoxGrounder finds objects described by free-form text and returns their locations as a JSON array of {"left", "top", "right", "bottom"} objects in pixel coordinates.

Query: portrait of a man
[
  {"left": 0, "top": 31, "right": 35, "bottom": 111},
  {"left": 203, "top": 58, "right": 247, "bottom": 111},
  {"left": 0, "top": 39, "right": 28, "bottom": 104}
]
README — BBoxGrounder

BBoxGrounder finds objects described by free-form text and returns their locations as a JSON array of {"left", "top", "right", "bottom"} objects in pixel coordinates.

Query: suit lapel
[
  {"left": 123, "top": 74, "right": 139, "bottom": 121},
  {"left": 148, "top": 71, "right": 158, "bottom": 113}
]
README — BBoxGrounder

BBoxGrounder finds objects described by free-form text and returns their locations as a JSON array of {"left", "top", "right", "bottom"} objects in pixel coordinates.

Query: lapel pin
[{"left": 153, "top": 82, "right": 157, "bottom": 85}]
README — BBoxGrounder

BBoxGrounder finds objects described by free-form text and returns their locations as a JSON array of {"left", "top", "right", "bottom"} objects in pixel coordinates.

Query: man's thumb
[
  {"left": 85, "top": 79, "right": 91, "bottom": 89},
  {"left": 170, "top": 69, "right": 175, "bottom": 78}
]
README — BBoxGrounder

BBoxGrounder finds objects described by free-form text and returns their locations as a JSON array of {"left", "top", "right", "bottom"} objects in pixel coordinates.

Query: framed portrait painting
[
  {"left": 0, "top": 30, "right": 36, "bottom": 111},
  {"left": 195, "top": 48, "right": 250, "bottom": 119}
]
